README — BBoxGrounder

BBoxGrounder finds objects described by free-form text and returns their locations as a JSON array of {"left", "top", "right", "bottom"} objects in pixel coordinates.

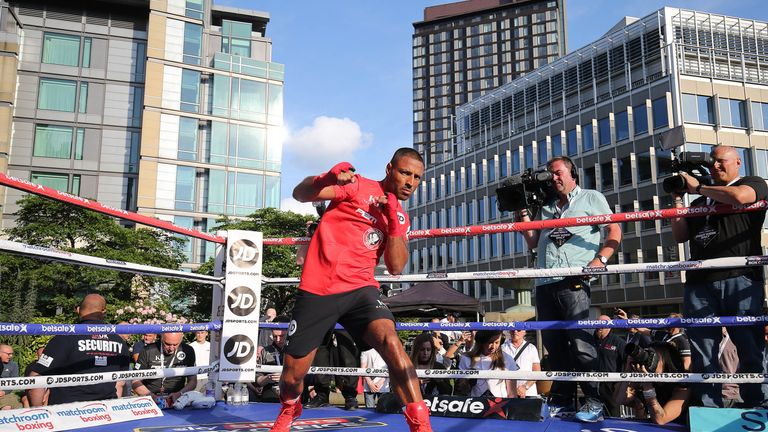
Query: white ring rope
[
  {"left": 0, "top": 239, "right": 222, "bottom": 285},
  {"left": 262, "top": 255, "right": 767, "bottom": 284}
]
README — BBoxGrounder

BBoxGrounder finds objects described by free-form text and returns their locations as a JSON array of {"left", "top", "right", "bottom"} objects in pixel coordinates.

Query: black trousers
[{"left": 303, "top": 330, "right": 359, "bottom": 401}]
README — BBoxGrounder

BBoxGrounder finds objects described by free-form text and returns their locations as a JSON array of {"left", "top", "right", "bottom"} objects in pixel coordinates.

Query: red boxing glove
[
  {"left": 312, "top": 162, "right": 355, "bottom": 189},
  {"left": 384, "top": 193, "right": 409, "bottom": 237}
]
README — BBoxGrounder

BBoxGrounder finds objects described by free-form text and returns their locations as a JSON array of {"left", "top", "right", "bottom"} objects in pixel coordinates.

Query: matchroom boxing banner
[{"left": 219, "top": 230, "right": 263, "bottom": 382}]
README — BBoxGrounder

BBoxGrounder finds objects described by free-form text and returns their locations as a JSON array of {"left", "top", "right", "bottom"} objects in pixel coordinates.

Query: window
[
  {"left": 175, "top": 216, "right": 194, "bottom": 261},
  {"left": 455, "top": 171, "right": 462, "bottom": 193},
  {"left": 621, "top": 203, "right": 636, "bottom": 234},
  {"left": 623, "top": 251, "right": 638, "bottom": 283},
  {"left": 31, "top": 172, "right": 80, "bottom": 195},
  {"left": 42, "top": 33, "right": 91, "bottom": 67},
  {"left": 682, "top": 94, "right": 714, "bottom": 124},
  {"left": 222, "top": 20, "right": 252, "bottom": 57},
  {"left": 33, "top": 125, "right": 83, "bottom": 159},
  {"left": 601, "top": 161, "right": 613, "bottom": 190},
  {"left": 582, "top": 123, "right": 594, "bottom": 151},
  {"left": 180, "top": 69, "right": 200, "bottom": 112},
  {"left": 583, "top": 166, "right": 596, "bottom": 189},
  {"left": 212, "top": 75, "right": 267, "bottom": 121},
  {"left": 639, "top": 199, "right": 655, "bottom": 230},
  {"left": 524, "top": 143, "right": 533, "bottom": 169},
  {"left": 637, "top": 151, "right": 652, "bottom": 182},
  {"left": 598, "top": 117, "right": 611, "bottom": 146},
  {"left": 751, "top": 101, "right": 768, "bottom": 131},
  {"left": 476, "top": 163, "right": 484, "bottom": 185},
  {"left": 38, "top": 79, "right": 82, "bottom": 112},
  {"left": 652, "top": 96, "right": 668, "bottom": 129},
  {"left": 487, "top": 160, "right": 495, "bottom": 182},
  {"left": 737, "top": 147, "right": 751, "bottom": 176},
  {"left": 566, "top": 129, "right": 577, "bottom": 156},
  {"left": 175, "top": 166, "right": 196, "bottom": 211},
  {"left": 644, "top": 248, "right": 660, "bottom": 280},
  {"left": 178, "top": 117, "right": 198, "bottom": 161},
  {"left": 551, "top": 134, "right": 562, "bottom": 157},
  {"left": 537, "top": 139, "right": 547, "bottom": 165},
  {"left": 183, "top": 23, "right": 203, "bottom": 65},
  {"left": 619, "top": 155, "right": 632, "bottom": 186},
  {"left": 499, "top": 154, "right": 508, "bottom": 178},
  {"left": 633, "top": 103, "right": 648, "bottom": 135},
  {"left": 512, "top": 149, "right": 521, "bottom": 173},
  {"left": 616, "top": 111, "right": 629, "bottom": 141},
  {"left": 185, "top": 0, "right": 204, "bottom": 19},
  {"left": 719, "top": 97, "right": 746, "bottom": 128},
  {"left": 209, "top": 122, "right": 267, "bottom": 169},
  {"left": 502, "top": 232, "right": 511, "bottom": 255}
]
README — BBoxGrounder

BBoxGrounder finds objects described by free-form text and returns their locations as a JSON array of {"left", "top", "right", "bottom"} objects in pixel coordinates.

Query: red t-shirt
[{"left": 299, "top": 176, "right": 410, "bottom": 295}]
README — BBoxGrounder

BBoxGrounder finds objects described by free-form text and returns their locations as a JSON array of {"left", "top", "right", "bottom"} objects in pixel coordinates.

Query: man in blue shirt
[{"left": 519, "top": 156, "right": 621, "bottom": 422}]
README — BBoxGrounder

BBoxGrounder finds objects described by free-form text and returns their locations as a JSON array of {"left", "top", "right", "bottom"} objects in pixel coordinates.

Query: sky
[{"left": 217, "top": 0, "right": 768, "bottom": 215}]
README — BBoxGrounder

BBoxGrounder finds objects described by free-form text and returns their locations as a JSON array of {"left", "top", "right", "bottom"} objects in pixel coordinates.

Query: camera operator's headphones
[{"left": 548, "top": 156, "right": 579, "bottom": 184}]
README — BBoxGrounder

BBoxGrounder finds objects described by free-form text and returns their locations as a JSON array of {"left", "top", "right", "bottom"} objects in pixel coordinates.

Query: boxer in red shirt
[{"left": 269, "top": 148, "right": 432, "bottom": 432}]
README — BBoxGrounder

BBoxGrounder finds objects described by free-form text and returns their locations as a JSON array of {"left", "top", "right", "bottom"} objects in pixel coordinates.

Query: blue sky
[{"left": 217, "top": 0, "right": 768, "bottom": 214}]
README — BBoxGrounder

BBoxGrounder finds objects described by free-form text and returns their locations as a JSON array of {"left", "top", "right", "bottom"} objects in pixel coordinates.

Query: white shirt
[
  {"left": 501, "top": 341, "right": 540, "bottom": 397},
  {"left": 458, "top": 352, "right": 518, "bottom": 397},
  {"left": 191, "top": 341, "right": 210, "bottom": 378},
  {"left": 360, "top": 349, "right": 389, "bottom": 393}
]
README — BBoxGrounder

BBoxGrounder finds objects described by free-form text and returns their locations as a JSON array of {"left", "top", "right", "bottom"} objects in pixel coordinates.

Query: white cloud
[
  {"left": 283, "top": 116, "right": 371, "bottom": 172},
  {"left": 280, "top": 198, "right": 316, "bottom": 216}
]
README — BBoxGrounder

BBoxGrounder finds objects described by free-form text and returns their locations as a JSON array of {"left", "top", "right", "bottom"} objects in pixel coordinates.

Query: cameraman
[
  {"left": 669, "top": 145, "right": 768, "bottom": 408},
  {"left": 519, "top": 156, "right": 621, "bottom": 422},
  {"left": 614, "top": 342, "right": 690, "bottom": 425}
]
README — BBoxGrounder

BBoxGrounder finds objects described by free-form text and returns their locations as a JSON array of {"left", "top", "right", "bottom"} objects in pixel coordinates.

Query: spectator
[
  {"left": 456, "top": 330, "right": 518, "bottom": 397},
  {"left": 518, "top": 156, "right": 621, "bottom": 422},
  {"left": 670, "top": 145, "right": 768, "bottom": 408},
  {"left": 410, "top": 333, "right": 452, "bottom": 396},
  {"left": 615, "top": 309, "right": 652, "bottom": 348},
  {"left": 593, "top": 315, "right": 626, "bottom": 417},
  {"left": 615, "top": 342, "right": 690, "bottom": 425},
  {"left": 360, "top": 348, "right": 389, "bottom": 408},
  {"left": 303, "top": 330, "right": 360, "bottom": 410},
  {"left": 660, "top": 314, "right": 691, "bottom": 372},
  {"left": 28, "top": 294, "right": 131, "bottom": 406},
  {"left": 191, "top": 330, "right": 211, "bottom": 392},
  {"left": 439, "top": 313, "right": 462, "bottom": 343},
  {"left": 132, "top": 332, "right": 196, "bottom": 406},
  {"left": 443, "top": 331, "right": 474, "bottom": 369},
  {"left": 132, "top": 333, "right": 157, "bottom": 364},
  {"left": 251, "top": 318, "right": 288, "bottom": 402},
  {"left": 0, "top": 344, "right": 19, "bottom": 408},
  {"left": 257, "top": 307, "right": 278, "bottom": 361},
  {"left": 501, "top": 329, "right": 541, "bottom": 398},
  {"left": 719, "top": 327, "right": 741, "bottom": 407},
  {"left": 117, "top": 321, "right": 133, "bottom": 397},
  {"left": 22, "top": 347, "right": 47, "bottom": 408}
]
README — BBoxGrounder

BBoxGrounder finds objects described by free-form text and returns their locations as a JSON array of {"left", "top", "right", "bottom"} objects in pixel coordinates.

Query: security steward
[
  {"left": 28, "top": 294, "right": 131, "bottom": 406},
  {"left": 132, "top": 332, "right": 196, "bottom": 406}
]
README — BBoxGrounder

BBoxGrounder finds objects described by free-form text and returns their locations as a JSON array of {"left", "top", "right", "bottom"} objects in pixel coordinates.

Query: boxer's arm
[{"left": 293, "top": 176, "right": 337, "bottom": 202}]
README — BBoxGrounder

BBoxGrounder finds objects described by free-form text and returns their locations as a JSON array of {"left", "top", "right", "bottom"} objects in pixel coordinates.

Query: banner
[
  {"left": 0, "top": 397, "right": 162, "bottom": 431},
  {"left": 219, "top": 230, "right": 263, "bottom": 382},
  {"left": 689, "top": 407, "right": 768, "bottom": 431}
]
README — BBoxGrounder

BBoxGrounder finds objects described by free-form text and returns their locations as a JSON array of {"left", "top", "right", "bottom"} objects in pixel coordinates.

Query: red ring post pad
[
  {"left": 0, "top": 322, "right": 222, "bottom": 335},
  {"left": 0, "top": 173, "right": 226, "bottom": 244}
]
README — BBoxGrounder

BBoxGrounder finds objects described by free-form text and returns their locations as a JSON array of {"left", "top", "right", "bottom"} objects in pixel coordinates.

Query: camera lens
[{"left": 662, "top": 176, "right": 686, "bottom": 194}]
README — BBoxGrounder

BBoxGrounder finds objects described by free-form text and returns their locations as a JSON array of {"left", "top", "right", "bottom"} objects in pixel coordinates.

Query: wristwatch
[{"left": 595, "top": 254, "right": 608, "bottom": 265}]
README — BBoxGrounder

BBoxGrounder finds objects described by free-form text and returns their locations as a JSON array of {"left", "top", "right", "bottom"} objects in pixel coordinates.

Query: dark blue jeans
[
  {"left": 536, "top": 278, "right": 599, "bottom": 405},
  {"left": 683, "top": 275, "right": 768, "bottom": 408}
]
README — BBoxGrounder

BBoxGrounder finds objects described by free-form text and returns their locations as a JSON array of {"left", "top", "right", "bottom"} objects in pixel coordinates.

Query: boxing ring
[{"left": 0, "top": 173, "right": 766, "bottom": 432}]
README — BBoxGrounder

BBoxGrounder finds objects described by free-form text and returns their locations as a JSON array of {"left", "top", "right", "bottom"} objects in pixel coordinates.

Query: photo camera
[
  {"left": 657, "top": 126, "right": 713, "bottom": 194},
  {"left": 495, "top": 168, "right": 556, "bottom": 212},
  {"left": 625, "top": 342, "right": 659, "bottom": 372}
]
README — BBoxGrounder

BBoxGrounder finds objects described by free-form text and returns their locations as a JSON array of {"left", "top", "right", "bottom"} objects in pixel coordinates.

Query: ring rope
[
  {"left": 0, "top": 321, "right": 222, "bottom": 336},
  {"left": 0, "top": 239, "right": 222, "bottom": 285},
  {"left": 262, "top": 255, "right": 768, "bottom": 284}
]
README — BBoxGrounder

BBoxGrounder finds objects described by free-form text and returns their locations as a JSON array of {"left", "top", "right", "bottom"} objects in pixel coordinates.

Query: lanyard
[{"left": 159, "top": 349, "right": 177, "bottom": 393}]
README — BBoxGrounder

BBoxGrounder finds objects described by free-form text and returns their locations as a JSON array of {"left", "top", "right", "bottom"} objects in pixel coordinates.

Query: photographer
[
  {"left": 669, "top": 145, "right": 768, "bottom": 408},
  {"left": 614, "top": 342, "right": 690, "bottom": 425},
  {"left": 518, "top": 156, "right": 621, "bottom": 422}
]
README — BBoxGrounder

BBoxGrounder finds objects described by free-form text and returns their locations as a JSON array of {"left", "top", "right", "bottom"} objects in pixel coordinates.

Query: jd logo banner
[
  {"left": 228, "top": 239, "right": 260, "bottom": 268},
  {"left": 227, "top": 286, "right": 258, "bottom": 316},
  {"left": 223, "top": 335, "right": 255, "bottom": 365}
]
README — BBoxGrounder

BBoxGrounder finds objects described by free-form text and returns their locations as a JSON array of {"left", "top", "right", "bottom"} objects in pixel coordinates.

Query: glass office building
[
  {"left": 409, "top": 7, "right": 768, "bottom": 314},
  {"left": 2, "top": 0, "right": 284, "bottom": 268}
]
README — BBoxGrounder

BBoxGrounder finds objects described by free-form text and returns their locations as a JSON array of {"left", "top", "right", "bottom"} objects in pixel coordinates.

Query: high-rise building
[
  {"left": 1, "top": 0, "right": 284, "bottom": 268},
  {"left": 409, "top": 7, "right": 768, "bottom": 314},
  {"left": 412, "top": 0, "right": 566, "bottom": 166}
]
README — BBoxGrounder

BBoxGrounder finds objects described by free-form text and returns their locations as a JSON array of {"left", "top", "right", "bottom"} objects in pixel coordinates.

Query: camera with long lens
[
  {"left": 307, "top": 201, "right": 327, "bottom": 237},
  {"left": 495, "top": 168, "right": 556, "bottom": 212},
  {"left": 662, "top": 151, "right": 714, "bottom": 194},
  {"left": 625, "top": 342, "right": 659, "bottom": 372}
]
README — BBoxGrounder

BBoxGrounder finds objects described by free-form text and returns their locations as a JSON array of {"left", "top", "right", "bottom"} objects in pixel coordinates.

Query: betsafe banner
[{"left": 377, "top": 394, "right": 542, "bottom": 422}]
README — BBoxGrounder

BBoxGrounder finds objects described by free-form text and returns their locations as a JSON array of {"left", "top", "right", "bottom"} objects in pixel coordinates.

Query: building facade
[
  {"left": 409, "top": 7, "right": 768, "bottom": 314},
  {"left": 412, "top": 0, "right": 566, "bottom": 166},
  {"left": 2, "top": 0, "right": 284, "bottom": 268}
]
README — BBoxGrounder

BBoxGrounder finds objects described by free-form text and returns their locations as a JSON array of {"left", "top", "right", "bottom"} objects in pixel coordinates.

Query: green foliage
[
  {"left": 0, "top": 317, "right": 57, "bottom": 374},
  {"left": 0, "top": 195, "right": 187, "bottom": 322},
  {"left": 177, "top": 208, "right": 315, "bottom": 318}
]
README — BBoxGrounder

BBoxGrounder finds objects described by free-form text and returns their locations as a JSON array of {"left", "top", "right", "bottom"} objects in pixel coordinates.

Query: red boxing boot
[
  {"left": 270, "top": 396, "right": 303, "bottom": 432},
  {"left": 404, "top": 400, "right": 433, "bottom": 432}
]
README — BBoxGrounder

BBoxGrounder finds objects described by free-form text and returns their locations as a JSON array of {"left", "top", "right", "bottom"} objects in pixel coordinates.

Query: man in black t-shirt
[
  {"left": 132, "top": 332, "right": 196, "bottom": 406},
  {"left": 670, "top": 145, "right": 768, "bottom": 408},
  {"left": 593, "top": 315, "right": 626, "bottom": 417},
  {"left": 28, "top": 294, "right": 131, "bottom": 406}
]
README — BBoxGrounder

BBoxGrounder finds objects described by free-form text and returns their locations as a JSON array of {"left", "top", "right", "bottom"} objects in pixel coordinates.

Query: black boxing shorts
[{"left": 283, "top": 286, "right": 395, "bottom": 358}]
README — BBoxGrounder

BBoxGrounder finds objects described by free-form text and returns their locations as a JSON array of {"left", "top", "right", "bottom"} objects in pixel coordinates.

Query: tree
[
  {"left": 180, "top": 208, "right": 314, "bottom": 319},
  {"left": 0, "top": 195, "right": 187, "bottom": 322}
]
